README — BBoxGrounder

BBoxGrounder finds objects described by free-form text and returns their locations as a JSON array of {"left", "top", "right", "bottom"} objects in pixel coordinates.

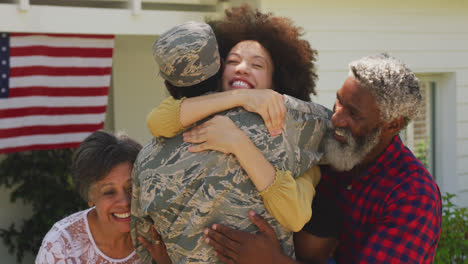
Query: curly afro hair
[{"left": 207, "top": 4, "right": 318, "bottom": 102}]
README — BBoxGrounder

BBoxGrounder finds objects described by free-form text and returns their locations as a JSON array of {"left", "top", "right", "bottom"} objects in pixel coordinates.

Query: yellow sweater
[{"left": 146, "top": 96, "right": 319, "bottom": 232}]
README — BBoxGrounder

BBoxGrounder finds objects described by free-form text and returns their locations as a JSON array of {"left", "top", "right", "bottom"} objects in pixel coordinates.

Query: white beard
[{"left": 323, "top": 126, "right": 381, "bottom": 172}]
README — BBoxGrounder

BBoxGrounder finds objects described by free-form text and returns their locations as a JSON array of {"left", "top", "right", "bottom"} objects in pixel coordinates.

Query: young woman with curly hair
[{"left": 208, "top": 4, "right": 318, "bottom": 101}]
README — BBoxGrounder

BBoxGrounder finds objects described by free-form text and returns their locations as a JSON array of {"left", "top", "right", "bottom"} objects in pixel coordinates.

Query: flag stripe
[
  {"left": 0, "top": 132, "right": 92, "bottom": 149},
  {"left": 11, "top": 33, "right": 114, "bottom": 39},
  {"left": 0, "top": 113, "right": 107, "bottom": 129},
  {"left": 0, "top": 142, "right": 81, "bottom": 154},
  {"left": 10, "top": 75, "right": 111, "bottom": 88},
  {"left": 10, "top": 66, "right": 112, "bottom": 77},
  {"left": 0, "top": 96, "right": 108, "bottom": 109},
  {"left": 0, "top": 106, "right": 107, "bottom": 118},
  {"left": 10, "top": 56, "right": 113, "bottom": 67},
  {"left": 8, "top": 87, "right": 109, "bottom": 97},
  {"left": 10, "top": 35, "right": 115, "bottom": 48},
  {"left": 10, "top": 46, "right": 114, "bottom": 58},
  {"left": 0, "top": 123, "right": 104, "bottom": 138},
  {"left": 1, "top": 32, "right": 113, "bottom": 154}
]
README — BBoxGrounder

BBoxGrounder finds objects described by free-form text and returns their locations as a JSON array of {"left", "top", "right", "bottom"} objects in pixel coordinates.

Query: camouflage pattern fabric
[
  {"left": 131, "top": 95, "right": 332, "bottom": 263},
  {"left": 152, "top": 21, "right": 220, "bottom": 87}
]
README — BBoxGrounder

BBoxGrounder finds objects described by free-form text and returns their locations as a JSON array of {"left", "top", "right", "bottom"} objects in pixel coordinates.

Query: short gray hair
[
  {"left": 72, "top": 131, "right": 142, "bottom": 201},
  {"left": 349, "top": 53, "right": 421, "bottom": 129}
]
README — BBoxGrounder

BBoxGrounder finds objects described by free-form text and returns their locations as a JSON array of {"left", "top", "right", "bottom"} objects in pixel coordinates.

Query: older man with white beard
[{"left": 203, "top": 54, "right": 442, "bottom": 264}]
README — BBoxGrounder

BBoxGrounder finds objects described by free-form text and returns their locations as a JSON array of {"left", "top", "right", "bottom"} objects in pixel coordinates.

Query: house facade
[{"left": 0, "top": 0, "right": 466, "bottom": 262}]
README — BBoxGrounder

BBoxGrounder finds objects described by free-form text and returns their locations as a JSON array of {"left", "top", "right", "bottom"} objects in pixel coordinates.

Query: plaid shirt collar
[{"left": 362, "top": 135, "right": 403, "bottom": 179}]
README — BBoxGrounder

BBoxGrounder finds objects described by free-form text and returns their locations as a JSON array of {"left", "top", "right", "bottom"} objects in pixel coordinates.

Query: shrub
[
  {"left": 434, "top": 193, "right": 468, "bottom": 263},
  {"left": 0, "top": 149, "right": 87, "bottom": 263},
  {"left": 415, "top": 139, "right": 429, "bottom": 169}
]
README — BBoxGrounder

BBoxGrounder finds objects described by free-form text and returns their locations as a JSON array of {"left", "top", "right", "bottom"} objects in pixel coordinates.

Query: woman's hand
[
  {"left": 138, "top": 226, "right": 172, "bottom": 264},
  {"left": 239, "top": 89, "right": 286, "bottom": 137},
  {"left": 184, "top": 115, "right": 277, "bottom": 192},
  {"left": 183, "top": 115, "right": 248, "bottom": 155}
]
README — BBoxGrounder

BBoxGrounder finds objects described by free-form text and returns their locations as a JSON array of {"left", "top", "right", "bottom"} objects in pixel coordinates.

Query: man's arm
[
  {"left": 294, "top": 182, "right": 342, "bottom": 264},
  {"left": 294, "top": 231, "right": 338, "bottom": 264},
  {"left": 204, "top": 210, "right": 299, "bottom": 264},
  {"left": 204, "top": 211, "right": 334, "bottom": 264},
  {"left": 357, "top": 193, "right": 441, "bottom": 263}
]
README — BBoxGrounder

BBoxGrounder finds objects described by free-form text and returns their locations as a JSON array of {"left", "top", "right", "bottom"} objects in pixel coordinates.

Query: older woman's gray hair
[
  {"left": 72, "top": 130, "right": 142, "bottom": 201},
  {"left": 349, "top": 53, "right": 422, "bottom": 129}
]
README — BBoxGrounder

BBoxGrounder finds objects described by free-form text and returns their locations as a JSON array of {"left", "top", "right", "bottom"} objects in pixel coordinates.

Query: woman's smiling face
[
  {"left": 88, "top": 162, "right": 133, "bottom": 234},
  {"left": 222, "top": 40, "right": 274, "bottom": 91}
]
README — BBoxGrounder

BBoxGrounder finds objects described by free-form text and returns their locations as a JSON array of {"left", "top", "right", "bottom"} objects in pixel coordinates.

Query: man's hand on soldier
[{"left": 204, "top": 210, "right": 283, "bottom": 264}]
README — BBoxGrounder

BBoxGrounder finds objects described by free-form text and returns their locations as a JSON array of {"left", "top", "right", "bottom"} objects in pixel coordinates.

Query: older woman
[{"left": 36, "top": 131, "right": 169, "bottom": 264}]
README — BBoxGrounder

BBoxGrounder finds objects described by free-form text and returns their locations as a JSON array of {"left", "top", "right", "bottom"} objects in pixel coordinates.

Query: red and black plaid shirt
[{"left": 317, "top": 136, "right": 441, "bottom": 263}]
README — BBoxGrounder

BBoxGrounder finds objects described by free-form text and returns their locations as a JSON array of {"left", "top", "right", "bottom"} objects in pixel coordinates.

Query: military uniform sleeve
[
  {"left": 130, "top": 165, "right": 153, "bottom": 263},
  {"left": 259, "top": 166, "right": 320, "bottom": 232},
  {"left": 146, "top": 96, "right": 186, "bottom": 138}
]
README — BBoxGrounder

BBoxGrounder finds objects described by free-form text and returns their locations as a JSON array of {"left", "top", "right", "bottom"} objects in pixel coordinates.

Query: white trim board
[{"left": 0, "top": 3, "right": 218, "bottom": 35}]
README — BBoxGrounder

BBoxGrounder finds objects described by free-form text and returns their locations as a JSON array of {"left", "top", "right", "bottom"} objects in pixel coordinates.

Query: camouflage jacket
[{"left": 131, "top": 95, "right": 332, "bottom": 263}]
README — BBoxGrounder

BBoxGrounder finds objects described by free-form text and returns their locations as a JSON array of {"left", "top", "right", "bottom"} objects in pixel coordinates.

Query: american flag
[{"left": 0, "top": 33, "right": 114, "bottom": 154}]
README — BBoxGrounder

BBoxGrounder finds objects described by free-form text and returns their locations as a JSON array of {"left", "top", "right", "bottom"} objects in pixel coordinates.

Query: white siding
[
  {"left": 456, "top": 139, "right": 468, "bottom": 156},
  {"left": 261, "top": 0, "right": 468, "bottom": 205},
  {"left": 111, "top": 35, "right": 170, "bottom": 145},
  {"left": 457, "top": 104, "right": 468, "bottom": 122},
  {"left": 459, "top": 122, "right": 468, "bottom": 138},
  {"left": 457, "top": 157, "right": 468, "bottom": 174},
  {"left": 456, "top": 69, "right": 468, "bottom": 85}
]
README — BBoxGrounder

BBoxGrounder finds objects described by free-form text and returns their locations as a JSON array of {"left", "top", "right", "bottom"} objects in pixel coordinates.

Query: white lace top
[{"left": 36, "top": 208, "right": 143, "bottom": 264}]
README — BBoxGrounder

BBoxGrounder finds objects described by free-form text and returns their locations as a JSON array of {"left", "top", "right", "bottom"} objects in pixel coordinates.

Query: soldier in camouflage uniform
[{"left": 130, "top": 21, "right": 331, "bottom": 263}]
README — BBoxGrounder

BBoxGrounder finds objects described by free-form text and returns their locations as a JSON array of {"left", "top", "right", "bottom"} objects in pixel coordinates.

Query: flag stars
[
  {"left": 1, "top": 88, "right": 6, "bottom": 93},
  {"left": 1, "top": 74, "right": 6, "bottom": 79},
  {"left": 1, "top": 47, "right": 6, "bottom": 52},
  {"left": 1, "top": 33, "right": 6, "bottom": 38},
  {"left": 1, "top": 60, "right": 6, "bottom": 65}
]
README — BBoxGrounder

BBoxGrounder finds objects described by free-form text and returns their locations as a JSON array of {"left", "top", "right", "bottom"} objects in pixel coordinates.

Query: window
[{"left": 401, "top": 79, "right": 435, "bottom": 176}]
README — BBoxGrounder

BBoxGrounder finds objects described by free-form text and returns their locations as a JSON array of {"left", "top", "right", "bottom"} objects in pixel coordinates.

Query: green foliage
[
  {"left": 414, "top": 139, "right": 429, "bottom": 169},
  {"left": 435, "top": 193, "right": 468, "bottom": 264},
  {"left": 0, "top": 149, "right": 87, "bottom": 263}
]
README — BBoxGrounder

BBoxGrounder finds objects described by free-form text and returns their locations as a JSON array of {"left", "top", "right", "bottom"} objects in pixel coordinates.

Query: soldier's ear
[
  {"left": 165, "top": 80, "right": 181, "bottom": 99},
  {"left": 215, "top": 59, "right": 225, "bottom": 93},
  {"left": 220, "top": 58, "right": 225, "bottom": 71}
]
